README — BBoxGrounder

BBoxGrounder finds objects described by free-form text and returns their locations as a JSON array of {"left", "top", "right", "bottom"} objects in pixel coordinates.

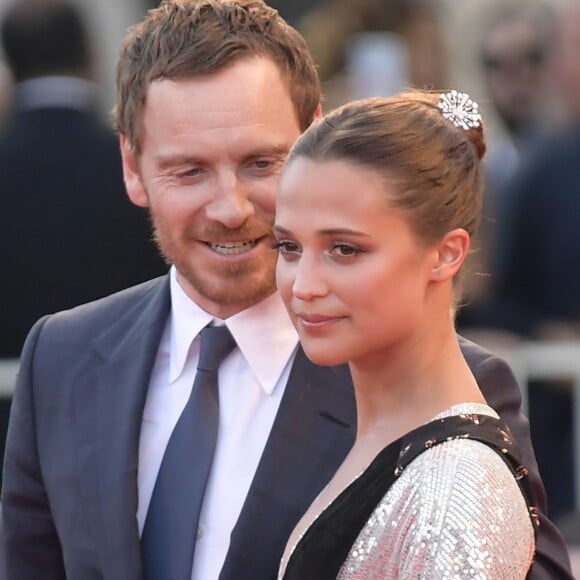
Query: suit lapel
[
  {"left": 74, "top": 277, "right": 170, "bottom": 579},
  {"left": 220, "top": 348, "right": 356, "bottom": 580}
]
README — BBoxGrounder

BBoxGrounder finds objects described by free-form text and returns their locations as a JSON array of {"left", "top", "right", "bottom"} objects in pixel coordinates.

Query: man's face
[
  {"left": 481, "top": 17, "right": 546, "bottom": 132},
  {"left": 121, "top": 56, "right": 304, "bottom": 318},
  {"left": 551, "top": 7, "right": 580, "bottom": 120}
]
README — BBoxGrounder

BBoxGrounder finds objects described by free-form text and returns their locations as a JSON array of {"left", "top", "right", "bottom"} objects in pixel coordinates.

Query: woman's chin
[{"left": 302, "top": 347, "right": 348, "bottom": 368}]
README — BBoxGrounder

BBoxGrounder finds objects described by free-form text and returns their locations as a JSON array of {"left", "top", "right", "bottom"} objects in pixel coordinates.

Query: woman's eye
[
  {"left": 331, "top": 244, "right": 362, "bottom": 257},
  {"left": 272, "top": 240, "right": 300, "bottom": 254}
]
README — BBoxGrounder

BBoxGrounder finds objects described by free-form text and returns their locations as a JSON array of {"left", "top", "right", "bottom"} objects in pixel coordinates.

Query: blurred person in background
[
  {"left": 298, "top": 0, "right": 447, "bottom": 110},
  {"left": 457, "top": 0, "right": 555, "bottom": 329},
  {"left": 0, "top": 0, "right": 166, "bottom": 492},
  {"left": 0, "top": 0, "right": 167, "bottom": 360},
  {"left": 0, "top": 61, "right": 10, "bottom": 124},
  {"left": 479, "top": 0, "right": 554, "bottom": 179},
  {"left": 472, "top": 0, "right": 580, "bottom": 522}
]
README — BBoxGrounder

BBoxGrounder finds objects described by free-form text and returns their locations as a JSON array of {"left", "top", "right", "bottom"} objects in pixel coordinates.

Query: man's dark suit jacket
[{"left": 1, "top": 276, "right": 573, "bottom": 579}]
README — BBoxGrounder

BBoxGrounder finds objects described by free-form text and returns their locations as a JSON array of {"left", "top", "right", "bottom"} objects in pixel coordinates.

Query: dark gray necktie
[{"left": 141, "top": 325, "right": 236, "bottom": 580}]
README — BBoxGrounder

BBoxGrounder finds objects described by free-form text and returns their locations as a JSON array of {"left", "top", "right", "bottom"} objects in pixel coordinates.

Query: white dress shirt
[{"left": 137, "top": 267, "right": 299, "bottom": 580}]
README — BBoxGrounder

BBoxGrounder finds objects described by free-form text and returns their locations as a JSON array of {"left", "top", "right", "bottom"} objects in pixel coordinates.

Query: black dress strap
[{"left": 282, "top": 413, "right": 538, "bottom": 580}]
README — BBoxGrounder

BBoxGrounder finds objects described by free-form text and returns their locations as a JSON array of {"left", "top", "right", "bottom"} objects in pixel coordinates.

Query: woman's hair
[
  {"left": 114, "top": 0, "right": 320, "bottom": 153},
  {"left": 287, "top": 90, "right": 486, "bottom": 247}
]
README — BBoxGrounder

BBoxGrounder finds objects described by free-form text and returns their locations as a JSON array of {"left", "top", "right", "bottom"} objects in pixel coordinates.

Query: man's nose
[{"left": 205, "top": 175, "right": 255, "bottom": 229}]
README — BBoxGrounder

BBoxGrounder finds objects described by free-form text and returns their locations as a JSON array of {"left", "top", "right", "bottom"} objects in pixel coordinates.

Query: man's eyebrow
[
  {"left": 245, "top": 144, "right": 291, "bottom": 157},
  {"left": 154, "top": 145, "right": 291, "bottom": 168},
  {"left": 154, "top": 153, "right": 205, "bottom": 169}
]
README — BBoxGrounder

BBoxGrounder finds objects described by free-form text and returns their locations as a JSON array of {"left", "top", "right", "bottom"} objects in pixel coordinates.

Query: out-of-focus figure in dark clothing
[
  {"left": 0, "top": 61, "right": 10, "bottom": 123},
  {"left": 0, "top": 0, "right": 167, "bottom": 358},
  {"left": 478, "top": 0, "right": 554, "bottom": 193},
  {"left": 469, "top": 0, "right": 580, "bottom": 522},
  {"left": 0, "top": 0, "right": 167, "bottom": 488},
  {"left": 458, "top": 0, "right": 555, "bottom": 328}
]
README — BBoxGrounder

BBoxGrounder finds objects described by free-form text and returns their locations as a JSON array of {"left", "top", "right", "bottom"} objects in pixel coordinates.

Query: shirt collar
[
  {"left": 169, "top": 267, "right": 298, "bottom": 394},
  {"left": 14, "top": 76, "right": 98, "bottom": 111}
]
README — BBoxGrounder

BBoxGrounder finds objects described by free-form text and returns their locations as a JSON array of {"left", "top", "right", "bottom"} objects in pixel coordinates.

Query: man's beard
[{"left": 150, "top": 213, "right": 278, "bottom": 309}]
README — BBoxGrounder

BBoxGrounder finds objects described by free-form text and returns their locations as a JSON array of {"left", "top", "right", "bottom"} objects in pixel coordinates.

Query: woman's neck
[{"left": 350, "top": 325, "right": 485, "bottom": 442}]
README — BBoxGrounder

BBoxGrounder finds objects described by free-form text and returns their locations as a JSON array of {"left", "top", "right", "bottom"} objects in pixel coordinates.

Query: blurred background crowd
[{"left": 1, "top": 0, "right": 580, "bottom": 563}]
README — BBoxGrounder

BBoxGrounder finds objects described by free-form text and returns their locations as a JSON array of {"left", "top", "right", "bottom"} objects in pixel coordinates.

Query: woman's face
[{"left": 274, "top": 157, "right": 440, "bottom": 367}]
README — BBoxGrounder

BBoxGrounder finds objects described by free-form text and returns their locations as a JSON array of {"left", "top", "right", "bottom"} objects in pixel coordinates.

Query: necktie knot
[{"left": 197, "top": 325, "right": 236, "bottom": 372}]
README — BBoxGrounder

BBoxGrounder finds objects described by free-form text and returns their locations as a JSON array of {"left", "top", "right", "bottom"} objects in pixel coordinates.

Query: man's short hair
[{"left": 114, "top": 0, "right": 321, "bottom": 152}]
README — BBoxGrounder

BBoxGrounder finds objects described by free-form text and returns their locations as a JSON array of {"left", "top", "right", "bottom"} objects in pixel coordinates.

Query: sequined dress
[{"left": 280, "top": 403, "right": 537, "bottom": 579}]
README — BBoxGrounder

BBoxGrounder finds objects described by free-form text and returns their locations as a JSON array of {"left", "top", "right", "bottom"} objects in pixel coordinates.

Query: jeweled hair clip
[{"left": 438, "top": 90, "right": 481, "bottom": 130}]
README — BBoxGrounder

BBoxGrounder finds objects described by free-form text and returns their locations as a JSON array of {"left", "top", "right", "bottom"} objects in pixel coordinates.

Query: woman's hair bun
[{"left": 466, "top": 125, "right": 487, "bottom": 161}]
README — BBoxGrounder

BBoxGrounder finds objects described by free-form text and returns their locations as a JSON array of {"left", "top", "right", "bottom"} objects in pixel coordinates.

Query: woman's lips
[{"left": 295, "top": 313, "right": 343, "bottom": 327}]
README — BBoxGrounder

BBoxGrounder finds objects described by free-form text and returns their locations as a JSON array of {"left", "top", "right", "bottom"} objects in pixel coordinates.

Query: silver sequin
[{"left": 335, "top": 403, "right": 535, "bottom": 579}]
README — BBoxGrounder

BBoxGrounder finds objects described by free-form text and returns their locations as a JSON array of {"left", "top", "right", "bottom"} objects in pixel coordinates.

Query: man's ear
[
  {"left": 429, "top": 228, "right": 470, "bottom": 282},
  {"left": 120, "top": 134, "right": 149, "bottom": 208}
]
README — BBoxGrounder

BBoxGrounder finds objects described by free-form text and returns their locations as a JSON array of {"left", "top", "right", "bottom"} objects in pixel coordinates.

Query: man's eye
[
  {"left": 180, "top": 167, "right": 203, "bottom": 178},
  {"left": 249, "top": 158, "right": 283, "bottom": 173}
]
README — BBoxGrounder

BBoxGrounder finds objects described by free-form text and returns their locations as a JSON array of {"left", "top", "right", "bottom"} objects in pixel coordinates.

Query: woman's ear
[
  {"left": 120, "top": 134, "right": 150, "bottom": 208},
  {"left": 313, "top": 103, "right": 323, "bottom": 121},
  {"left": 429, "top": 228, "right": 470, "bottom": 282}
]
